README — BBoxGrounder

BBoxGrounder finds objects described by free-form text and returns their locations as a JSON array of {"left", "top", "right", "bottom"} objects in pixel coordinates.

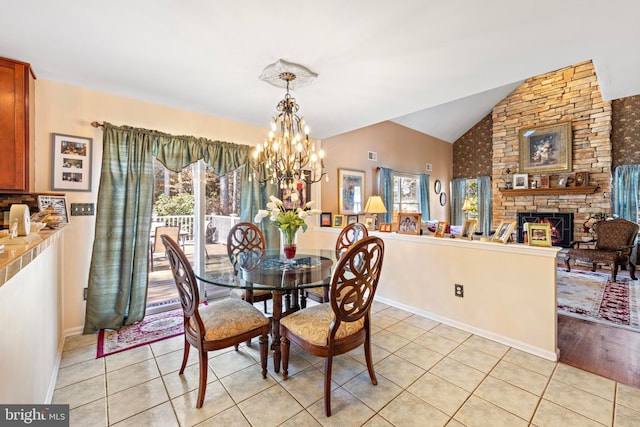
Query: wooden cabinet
[{"left": 0, "top": 57, "right": 35, "bottom": 192}]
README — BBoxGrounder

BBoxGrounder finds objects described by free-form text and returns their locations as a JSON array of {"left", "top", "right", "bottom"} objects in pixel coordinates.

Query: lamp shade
[
  {"left": 462, "top": 198, "right": 472, "bottom": 211},
  {"left": 364, "top": 195, "right": 387, "bottom": 214}
]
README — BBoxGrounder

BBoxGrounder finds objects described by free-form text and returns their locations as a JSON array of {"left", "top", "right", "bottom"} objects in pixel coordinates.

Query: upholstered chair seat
[
  {"left": 195, "top": 299, "right": 271, "bottom": 342},
  {"left": 280, "top": 304, "right": 365, "bottom": 346}
]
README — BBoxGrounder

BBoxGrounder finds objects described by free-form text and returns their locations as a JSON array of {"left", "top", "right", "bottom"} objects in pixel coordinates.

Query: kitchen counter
[{"left": 0, "top": 225, "right": 66, "bottom": 287}]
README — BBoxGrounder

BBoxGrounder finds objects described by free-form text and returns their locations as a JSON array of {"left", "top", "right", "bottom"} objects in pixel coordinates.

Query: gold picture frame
[
  {"left": 492, "top": 221, "right": 516, "bottom": 244},
  {"left": 379, "top": 223, "right": 392, "bottom": 232},
  {"left": 397, "top": 213, "right": 421, "bottom": 235},
  {"left": 461, "top": 219, "right": 477, "bottom": 240},
  {"left": 434, "top": 221, "right": 448, "bottom": 238},
  {"left": 332, "top": 214, "right": 345, "bottom": 228},
  {"left": 528, "top": 223, "right": 552, "bottom": 247},
  {"left": 519, "top": 121, "right": 572, "bottom": 174}
]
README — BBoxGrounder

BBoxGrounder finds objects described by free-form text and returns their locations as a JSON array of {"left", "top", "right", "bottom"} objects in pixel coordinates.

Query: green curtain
[
  {"left": 239, "top": 165, "right": 278, "bottom": 248},
  {"left": 84, "top": 124, "right": 155, "bottom": 333},
  {"left": 84, "top": 123, "right": 262, "bottom": 334}
]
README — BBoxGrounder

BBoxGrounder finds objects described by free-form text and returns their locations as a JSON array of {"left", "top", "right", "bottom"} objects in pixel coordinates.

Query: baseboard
[
  {"left": 374, "top": 296, "right": 559, "bottom": 362},
  {"left": 44, "top": 335, "right": 66, "bottom": 404}
]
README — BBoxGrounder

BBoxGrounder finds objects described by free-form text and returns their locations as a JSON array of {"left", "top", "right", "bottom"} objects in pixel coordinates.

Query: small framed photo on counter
[{"left": 320, "top": 212, "right": 332, "bottom": 227}]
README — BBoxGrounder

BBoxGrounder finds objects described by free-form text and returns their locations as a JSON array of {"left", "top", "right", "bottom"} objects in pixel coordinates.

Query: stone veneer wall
[
  {"left": 453, "top": 114, "right": 493, "bottom": 179},
  {"left": 611, "top": 94, "right": 640, "bottom": 167},
  {"left": 492, "top": 60, "right": 612, "bottom": 240}
]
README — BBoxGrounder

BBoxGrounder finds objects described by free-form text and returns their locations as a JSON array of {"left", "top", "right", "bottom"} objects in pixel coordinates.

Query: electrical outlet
[{"left": 454, "top": 284, "right": 464, "bottom": 298}]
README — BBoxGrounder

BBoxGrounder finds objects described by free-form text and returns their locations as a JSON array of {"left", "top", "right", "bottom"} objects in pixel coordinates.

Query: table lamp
[
  {"left": 364, "top": 195, "right": 387, "bottom": 230},
  {"left": 462, "top": 198, "right": 472, "bottom": 219}
]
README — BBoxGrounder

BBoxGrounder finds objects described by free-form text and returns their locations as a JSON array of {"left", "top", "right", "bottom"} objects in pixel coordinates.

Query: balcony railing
[{"left": 152, "top": 214, "right": 241, "bottom": 243}]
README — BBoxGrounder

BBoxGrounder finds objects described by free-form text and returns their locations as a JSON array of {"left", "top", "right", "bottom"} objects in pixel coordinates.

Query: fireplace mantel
[{"left": 499, "top": 185, "right": 598, "bottom": 197}]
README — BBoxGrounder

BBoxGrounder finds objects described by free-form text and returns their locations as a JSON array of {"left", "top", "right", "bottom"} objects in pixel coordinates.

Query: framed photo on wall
[
  {"left": 338, "top": 168, "right": 365, "bottom": 214},
  {"left": 51, "top": 133, "right": 92, "bottom": 192},
  {"left": 518, "top": 121, "right": 572, "bottom": 174}
]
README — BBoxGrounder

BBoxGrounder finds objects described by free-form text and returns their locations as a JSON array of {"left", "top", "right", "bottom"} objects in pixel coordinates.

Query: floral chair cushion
[
  {"left": 279, "top": 303, "right": 365, "bottom": 346},
  {"left": 191, "top": 298, "right": 270, "bottom": 342}
]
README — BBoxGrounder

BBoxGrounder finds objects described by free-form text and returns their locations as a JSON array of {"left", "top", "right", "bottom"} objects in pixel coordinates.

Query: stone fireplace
[{"left": 491, "top": 60, "right": 612, "bottom": 240}]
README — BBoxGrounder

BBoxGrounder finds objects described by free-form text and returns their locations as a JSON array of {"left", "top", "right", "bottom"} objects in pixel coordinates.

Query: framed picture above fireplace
[{"left": 519, "top": 121, "right": 572, "bottom": 174}]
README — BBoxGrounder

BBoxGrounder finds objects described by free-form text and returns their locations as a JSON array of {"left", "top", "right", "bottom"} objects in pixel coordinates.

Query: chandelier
[{"left": 250, "top": 60, "right": 326, "bottom": 189}]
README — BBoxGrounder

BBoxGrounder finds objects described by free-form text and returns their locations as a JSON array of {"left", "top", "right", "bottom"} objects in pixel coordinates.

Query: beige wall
[
  {"left": 34, "top": 80, "right": 453, "bottom": 335},
  {"left": 298, "top": 227, "right": 560, "bottom": 360},
  {"left": 319, "top": 121, "right": 453, "bottom": 222},
  {"left": 34, "top": 79, "right": 269, "bottom": 334}
]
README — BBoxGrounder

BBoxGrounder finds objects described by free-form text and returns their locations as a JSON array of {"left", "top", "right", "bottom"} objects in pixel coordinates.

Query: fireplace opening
[{"left": 516, "top": 212, "right": 574, "bottom": 247}]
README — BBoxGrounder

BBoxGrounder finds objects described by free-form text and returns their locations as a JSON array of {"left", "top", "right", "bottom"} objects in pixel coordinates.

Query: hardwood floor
[{"left": 558, "top": 314, "right": 640, "bottom": 388}]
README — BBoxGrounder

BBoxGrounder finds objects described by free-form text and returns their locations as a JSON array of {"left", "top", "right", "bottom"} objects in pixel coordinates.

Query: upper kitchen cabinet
[{"left": 0, "top": 57, "right": 35, "bottom": 192}]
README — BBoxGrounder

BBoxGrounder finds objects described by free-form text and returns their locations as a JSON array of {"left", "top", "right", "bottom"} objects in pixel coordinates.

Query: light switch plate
[{"left": 70, "top": 203, "right": 95, "bottom": 216}]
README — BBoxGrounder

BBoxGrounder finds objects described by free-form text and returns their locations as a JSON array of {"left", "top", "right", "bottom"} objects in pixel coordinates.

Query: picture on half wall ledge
[{"left": 519, "top": 121, "right": 572, "bottom": 174}]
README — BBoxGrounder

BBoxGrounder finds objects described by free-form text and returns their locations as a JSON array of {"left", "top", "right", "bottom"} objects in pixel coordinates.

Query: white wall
[
  {"left": 0, "top": 233, "right": 64, "bottom": 403},
  {"left": 34, "top": 79, "right": 269, "bottom": 334},
  {"left": 298, "top": 227, "right": 560, "bottom": 360}
]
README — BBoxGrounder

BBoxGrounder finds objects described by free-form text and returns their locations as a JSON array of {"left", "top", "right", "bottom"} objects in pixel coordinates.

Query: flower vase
[{"left": 280, "top": 228, "right": 299, "bottom": 260}]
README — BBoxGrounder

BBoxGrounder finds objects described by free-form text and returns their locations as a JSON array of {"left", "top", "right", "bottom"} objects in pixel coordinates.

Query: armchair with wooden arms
[{"left": 565, "top": 218, "right": 639, "bottom": 282}]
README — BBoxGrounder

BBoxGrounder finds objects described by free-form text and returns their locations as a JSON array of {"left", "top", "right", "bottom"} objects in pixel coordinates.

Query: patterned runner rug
[
  {"left": 557, "top": 268, "right": 640, "bottom": 331},
  {"left": 97, "top": 308, "right": 184, "bottom": 358}
]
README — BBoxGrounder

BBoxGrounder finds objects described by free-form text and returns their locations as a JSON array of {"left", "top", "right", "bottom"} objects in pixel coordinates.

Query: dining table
[{"left": 194, "top": 248, "right": 337, "bottom": 372}]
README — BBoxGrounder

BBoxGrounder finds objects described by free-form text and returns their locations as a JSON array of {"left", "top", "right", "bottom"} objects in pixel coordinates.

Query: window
[
  {"left": 466, "top": 178, "right": 478, "bottom": 219},
  {"left": 392, "top": 174, "right": 420, "bottom": 221}
]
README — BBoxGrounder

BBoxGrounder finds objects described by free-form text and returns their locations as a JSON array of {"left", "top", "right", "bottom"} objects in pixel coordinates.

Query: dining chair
[
  {"left": 149, "top": 225, "right": 180, "bottom": 271},
  {"left": 304, "top": 222, "right": 369, "bottom": 305},
  {"left": 280, "top": 236, "right": 385, "bottom": 416},
  {"left": 161, "top": 234, "right": 270, "bottom": 408},
  {"left": 227, "top": 222, "right": 273, "bottom": 312}
]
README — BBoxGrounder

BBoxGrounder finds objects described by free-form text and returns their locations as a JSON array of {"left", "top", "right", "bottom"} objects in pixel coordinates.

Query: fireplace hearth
[{"left": 516, "top": 212, "right": 574, "bottom": 247}]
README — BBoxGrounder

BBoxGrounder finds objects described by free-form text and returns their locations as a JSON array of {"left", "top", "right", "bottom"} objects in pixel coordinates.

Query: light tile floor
[{"left": 53, "top": 301, "right": 640, "bottom": 426}]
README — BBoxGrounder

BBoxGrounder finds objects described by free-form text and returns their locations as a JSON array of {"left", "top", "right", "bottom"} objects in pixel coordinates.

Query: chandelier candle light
[
  {"left": 255, "top": 194, "right": 321, "bottom": 260},
  {"left": 251, "top": 59, "right": 326, "bottom": 189}
]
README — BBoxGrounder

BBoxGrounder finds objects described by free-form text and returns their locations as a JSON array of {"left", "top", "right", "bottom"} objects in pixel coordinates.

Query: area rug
[
  {"left": 557, "top": 268, "right": 640, "bottom": 331},
  {"left": 97, "top": 308, "right": 185, "bottom": 358}
]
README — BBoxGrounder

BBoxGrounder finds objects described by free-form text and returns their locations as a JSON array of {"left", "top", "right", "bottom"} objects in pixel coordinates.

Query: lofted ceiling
[{"left": 1, "top": 1, "right": 639, "bottom": 143}]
